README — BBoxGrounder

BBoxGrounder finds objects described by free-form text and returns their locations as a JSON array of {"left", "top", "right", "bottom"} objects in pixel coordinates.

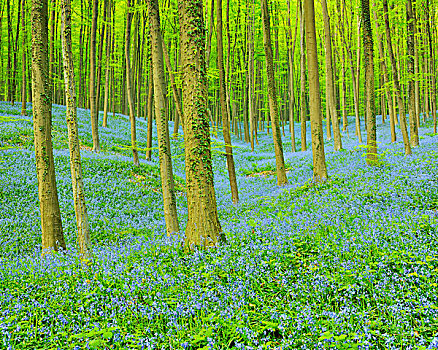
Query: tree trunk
[
  {"left": 125, "top": 0, "right": 139, "bottom": 165},
  {"left": 102, "top": 0, "right": 112, "bottom": 127},
  {"left": 89, "top": 0, "right": 100, "bottom": 152},
  {"left": 407, "top": 0, "right": 419, "bottom": 147},
  {"left": 179, "top": 0, "right": 224, "bottom": 249},
  {"left": 361, "top": 0, "right": 377, "bottom": 165},
  {"left": 146, "top": 68, "right": 154, "bottom": 161},
  {"left": 149, "top": 0, "right": 180, "bottom": 235},
  {"left": 60, "top": 0, "right": 92, "bottom": 260},
  {"left": 261, "top": 0, "right": 288, "bottom": 186},
  {"left": 31, "top": 0, "right": 66, "bottom": 254},
  {"left": 248, "top": 0, "right": 255, "bottom": 152},
  {"left": 304, "top": 0, "right": 328, "bottom": 182},
  {"left": 217, "top": 0, "right": 239, "bottom": 204},
  {"left": 373, "top": 7, "right": 396, "bottom": 143},
  {"left": 287, "top": 0, "right": 298, "bottom": 153},
  {"left": 162, "top": 38, "right": 184, "bottom": 136},
  {"left": 382, "top": 0, "right": 411, "bottom": 155},
  {"left": 21, "top": 0, "right": 27, "bottom": 116},
  {"left": 321, "top": 0, "right": 342, "bottom": 151},
  {"left": 299, "top": 0, "right": 307, "bottom": 151}
]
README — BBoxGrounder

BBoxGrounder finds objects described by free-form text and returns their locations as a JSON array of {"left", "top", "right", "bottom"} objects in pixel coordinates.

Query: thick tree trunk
[
  {"left": 31, "top": 0, "right": 66, "bottom": 254},
  {"left": 361, "top": 0, "right": 377, "bottom": 165},
  {"left": 179, "top": 0, "right": 224, "bottom": 249},
  {"left": 217, "top": 0, "right": 239, "bottom": 204},
  {"left": 304, "top": 0, "right": 328, "bottom": 182},
  {"left": 383, "top": 0, "right": 411, "bottom": 155},
  {"left": 125, "top": 0, "right": 140, "bottom": 165},
  {"left": 89, "top": 0, "right": 100, "bottom": 152},
  {"left": 261, "top": 0, "right": 288, "bottom": 186},
  {"left": 60, "top": 0, "right": 92, "bottom": 260},
  {"left": 149, "top": 0, "right": 180, "bottom": 235}
]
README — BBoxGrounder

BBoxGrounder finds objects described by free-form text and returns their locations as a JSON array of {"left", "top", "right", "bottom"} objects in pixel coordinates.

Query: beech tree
[
  {"left": 261, "top": 0, "right": 288, "bottom": 186},
  {"left": 304, "top": 0, "right": 328, "bottom": 182},
  {"left": 149, "top": 0, "right": 180, "bottom": 235},
  {"left": 179, "top": 0, "right": 224, "bottom": 249},
  {"left": 60, "top": 0, "right": 92, "bottom": 260},
  {"left": 31, "top": 0, "right": 66, "bottom": 254}
]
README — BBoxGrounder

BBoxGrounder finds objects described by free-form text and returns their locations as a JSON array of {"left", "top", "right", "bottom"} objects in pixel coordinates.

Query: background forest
[{"left": 1, "top": 0, "right": 438, "bottom": 348}]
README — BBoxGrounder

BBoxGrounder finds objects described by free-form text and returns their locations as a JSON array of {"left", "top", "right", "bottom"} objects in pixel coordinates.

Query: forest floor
[{"left": 1, "top": 101, "right": 438, "bottom": 350}]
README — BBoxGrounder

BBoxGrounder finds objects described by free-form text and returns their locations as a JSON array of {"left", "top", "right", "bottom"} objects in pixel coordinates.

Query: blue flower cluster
[{"left": 0, "top": 101, "right": 438, "bottom": 349}]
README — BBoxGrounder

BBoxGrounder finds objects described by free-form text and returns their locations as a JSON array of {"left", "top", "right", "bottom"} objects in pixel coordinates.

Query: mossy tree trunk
[
  {"left": 31, "top": 0, "right": 66, "bottom": 255},
  {"left": 178, "top": 0, "right": 224, "bottom": 249}
]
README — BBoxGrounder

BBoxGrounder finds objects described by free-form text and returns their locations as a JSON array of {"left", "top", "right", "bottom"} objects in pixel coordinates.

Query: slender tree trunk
[
  {"left": 304, "top": 0, "right": 328, "bottom": 182},
  {"left": 31, "top": 0, "right": 66, "bottom": 254},
  {"left": 96, "top": 0, "right": 107, "bottom": 114},
  {"left": 146, "top": 69, "right": 154, "bottom": 161},
  {"left": 261, "top": 0, "right": 288, "bottom": 186},
  {"left": 125, "top": 0, "right": 139, "bottom": 165},
  {"left": 217, "top": 0, "right": 239, "bottom": 204},
  {"left": 407, "top": 0, "right": 419, "bottom": 147},
  {"left": 373, "top": 7, "right": 396, "bottom": 143},
  {"left": 60, "top": 0, "right": 92, "bottom": 260},
  {"left": 205, "top": 0, "right": 215, "bottom": 68},
  {"left": 149, "top": 0, "right": 180, "bottom": 235},
  {"left": 162, "top": 39, "right": 184, "bottom": 136},
  {"left": 383, "top": 0, "right": 411, "bottom": 155},
  {"left": 179, "top": 0, "right": 224, "bottom": 249},
  {"left": 425, "top": 0, "right": 437, "bottom": 132},
  {"left": 21, "top": 0, "right": 27, "bottom": 116},
  {"left": 287, "top": 0, "right": 298, "bottom": 152},
  {"left": 7, "top": 0, "right": 13, "bottom": 104},
  {"left": 89, "top": 0, "right": 100, "bottom": 152},
  {"left": 102, "top": 0, "right": 112, "bottom": 127},
  {"left": 248, "top": 0, "right": 255, "bottom": 152},
  {"left": 361, "top": 0, "right": 377, "bottom": 165},
  {"left": 321, "top": 0, "right": 342, "bottom": 151},
  {"left": 299, "top": 0, "right": 307, "bottom": 151}
]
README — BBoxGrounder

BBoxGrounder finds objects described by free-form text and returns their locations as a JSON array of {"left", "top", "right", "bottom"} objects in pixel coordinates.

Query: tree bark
[
  {"left": 321, "top": 0, "right": 342, "bottom": 151},
  {"left": 89, "top": 0, "right": 100, "bottom": 152},
  {"left": 60, "top": 0, "right": 92, "bottom": 260},
  {"left": 179, "top": 0, "right": 224, "bottom": 249},
  {"left": 21, "top": 0, "right": 27, "bottom": 116},
  {"left": 149, "top": 0, "right": 180, "bottom": 235},
  {"left": 125, "top": 0, "right": 140, "bottom": 165},
  {"left": 299, "top": 0, "right": 307, "bottom": 151},
  {"left": 304, "top": 0, "right": 328, "bottom": 182},
  {"left": 382, "top": 0, "right": 411, "bottom": 155},
  {"left": 31, "top": 0, "right": 66, "bottom": 254},
  {"left": 407, "top": 0, "right": 419, "bottom": 147},
  {"left": 361, "top": 0, "right": 377, "bottom": 165},
  {"left": 261, "top": 0, "right": 288, "bottom": 186},
  {"left": 217, "top": 0, "right": 239, "bottom": 204}
]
